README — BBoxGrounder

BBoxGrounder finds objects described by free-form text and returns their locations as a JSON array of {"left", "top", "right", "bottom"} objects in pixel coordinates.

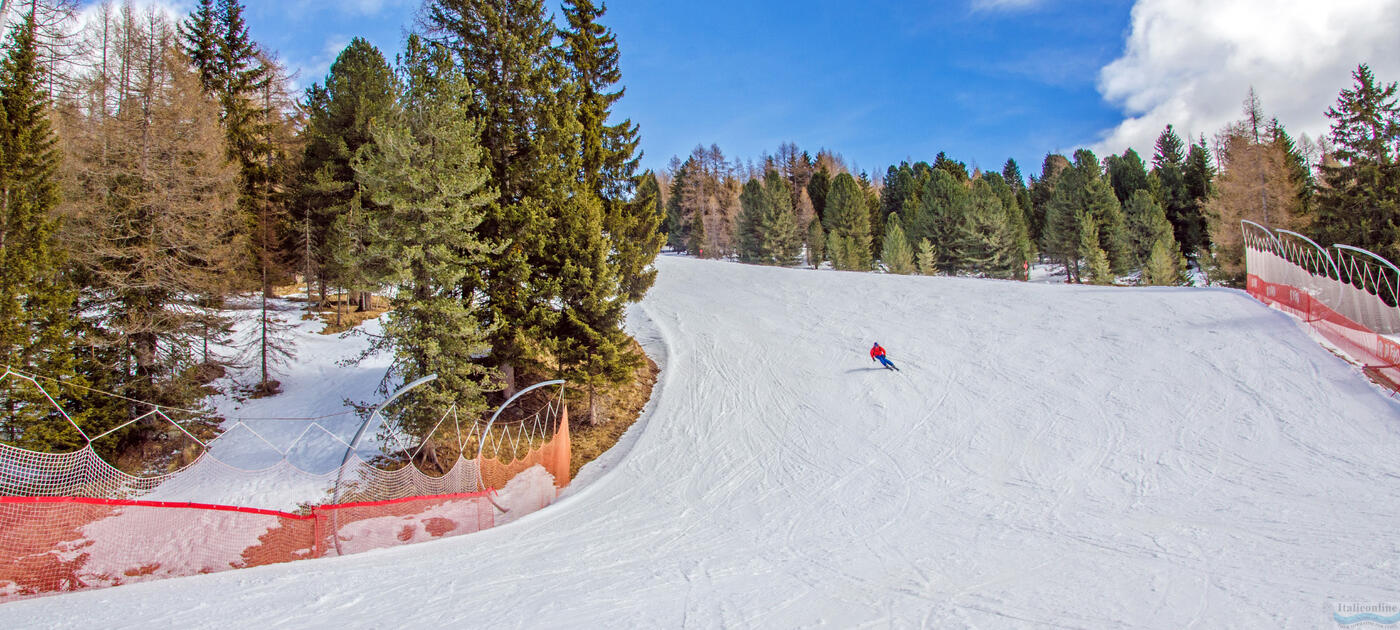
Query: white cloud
[{"left": 1094, "top": 0, "right": 1400, "bottom": 158}]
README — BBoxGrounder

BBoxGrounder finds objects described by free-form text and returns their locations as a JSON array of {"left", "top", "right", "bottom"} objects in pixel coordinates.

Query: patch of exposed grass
[{"left": 567, "top": 339, "right": 659, "bottom": 479}]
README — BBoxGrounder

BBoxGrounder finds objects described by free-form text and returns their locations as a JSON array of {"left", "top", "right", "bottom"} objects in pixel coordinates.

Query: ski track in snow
[{"left": 5, "top": 255, "right": 1400, "bottom": 628}]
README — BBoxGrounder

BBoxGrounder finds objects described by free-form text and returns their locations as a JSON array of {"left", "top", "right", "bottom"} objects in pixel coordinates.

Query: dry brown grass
[
  {"left": 312, "top": 294, "right": 391, "bottom": 335},
  {"left": 566, "top": 339, "right": 660, "bottom": 479},
  {"left": 266, "top": 282, "right": 392, "bottom": 335}
]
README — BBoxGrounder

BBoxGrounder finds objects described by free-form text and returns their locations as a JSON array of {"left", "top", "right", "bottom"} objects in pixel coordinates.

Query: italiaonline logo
[{"left": 1335, "top": 602, "right": 1400, "bottom": 626}]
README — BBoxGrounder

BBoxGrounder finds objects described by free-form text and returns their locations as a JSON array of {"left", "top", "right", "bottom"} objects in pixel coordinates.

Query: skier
[{"left": 870, "top": 342, "right": 899, "bottom": 371}]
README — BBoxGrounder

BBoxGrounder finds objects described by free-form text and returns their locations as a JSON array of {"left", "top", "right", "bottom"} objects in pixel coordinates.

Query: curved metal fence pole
[
  {"left": 475, "top": 380, "right": 566, "bottom": 461},
  {"left": 476, "top": 380, "right": 565, "bottom": 514},
  {"left": 329, "top": 373, "right": 437, "bottom": 556}
]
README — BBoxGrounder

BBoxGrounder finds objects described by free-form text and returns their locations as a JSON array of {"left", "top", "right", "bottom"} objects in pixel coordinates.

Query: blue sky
[{"left": 230, "top": 0, "right": 1400, "bottom": 180}]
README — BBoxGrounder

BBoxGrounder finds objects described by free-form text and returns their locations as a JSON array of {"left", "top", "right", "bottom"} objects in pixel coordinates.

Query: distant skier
[{"left": 870, "top": 342, "right": 899, "bottom": 371}]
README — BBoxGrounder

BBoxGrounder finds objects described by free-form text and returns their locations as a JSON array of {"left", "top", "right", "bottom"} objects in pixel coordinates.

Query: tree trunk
[
  {"left": 588, "top": 382, "right": 599, "bottom": 425},
  {"left": 500, "top": 362, "right": 516, "bottom": 399}
]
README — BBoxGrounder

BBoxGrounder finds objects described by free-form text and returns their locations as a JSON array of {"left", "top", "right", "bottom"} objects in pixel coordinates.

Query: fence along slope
[
  {"left": 1242, "top": 220, "right": 1400, "bottom": 387},
  {"left": 0, "top": 373, "right": 571, "bottom": 600}
]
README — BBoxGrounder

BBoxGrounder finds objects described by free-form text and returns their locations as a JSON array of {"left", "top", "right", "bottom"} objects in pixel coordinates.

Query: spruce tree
[
  {"left": 1182, "top": 137, "right": 1215, "bottom": 251},
  {"left": 0, "top": 11, "right": 87, "bottom": 450},
  {"left": 933, "top": 151, "right": 969, "bottom": 182},
  {"left": 822, "top": 173, "right": 871, "bottom": 270},
  {"left": 881, "top": 213, "right": 915, "bottom": 274},
  {"left": 1152, "top": 124, "right": 1207, "bottom": 255},
  {"left": 1314, "top": 64, "right": 1400, "bottom": 261},
  {"left": 178, "top": 0, "right": 219, "bottom": 94}
]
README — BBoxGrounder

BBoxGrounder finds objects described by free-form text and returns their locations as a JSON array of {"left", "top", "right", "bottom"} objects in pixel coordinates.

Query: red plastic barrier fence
[
  {"left": 1248, "top": 274, "right": 1400, "bottom": 388},
  {"left": 0, "top": 491, "right": 495, "bottom": 602}
]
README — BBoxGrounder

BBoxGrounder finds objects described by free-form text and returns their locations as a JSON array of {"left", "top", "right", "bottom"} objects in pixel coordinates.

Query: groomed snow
[{"left": 5, "top": 255, "right": 1400, "bottom": 628}]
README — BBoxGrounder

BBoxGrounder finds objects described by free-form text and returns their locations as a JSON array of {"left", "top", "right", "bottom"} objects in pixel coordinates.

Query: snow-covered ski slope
[{"left": 6, "top": 255, "right": 1400, "bottom": 628}]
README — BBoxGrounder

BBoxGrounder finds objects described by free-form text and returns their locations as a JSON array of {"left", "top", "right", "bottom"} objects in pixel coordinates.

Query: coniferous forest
[
  {"left": 0, "top": 0, "right": 660, "bottom": 460},
  {"left": 2, "top": 0, "right": 1399, "bottom": 467},
  {"left": 663, "top": 70, "right": 1400, "bottom": 290}
]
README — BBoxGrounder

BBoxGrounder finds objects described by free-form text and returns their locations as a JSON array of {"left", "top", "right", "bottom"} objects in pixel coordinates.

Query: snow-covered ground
[{"left": 5, "top": 254, "right": 1400, "bottom": 628}]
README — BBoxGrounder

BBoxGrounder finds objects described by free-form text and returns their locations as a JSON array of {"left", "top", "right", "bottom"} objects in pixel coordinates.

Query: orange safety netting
[
  {"left": 479, "top": 404, "right": 571, "bottom": 491},
  {"left": 0, "top": 492, "right": 496, "bottom": 602},
  {"left": 0, "top": 390, "right": 573, "bottom": 603},
  {"left": 1248, "top": 274, "right": 1400, "bottom": 388}
]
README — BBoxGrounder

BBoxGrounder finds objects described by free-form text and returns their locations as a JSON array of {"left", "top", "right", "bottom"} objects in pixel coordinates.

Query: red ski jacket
[{"left": 870, "top": 345, "right": 886, "bottom": 359}]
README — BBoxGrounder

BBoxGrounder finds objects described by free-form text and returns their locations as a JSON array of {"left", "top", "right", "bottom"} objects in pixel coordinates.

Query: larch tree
[
  {"left": 1206, "top": 95, "right": 1309, "bottom": 285},
  {"left": 59, "top": 7, "right": 241, "bottom": 416}
]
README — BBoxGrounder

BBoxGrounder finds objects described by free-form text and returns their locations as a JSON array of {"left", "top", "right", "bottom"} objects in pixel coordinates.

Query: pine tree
[
  {"left": 1046, "top": 151, "right": 1122, "bottom": 281},
  {"left": 807, "top": 166, "right": 830, "bottom": 223},
  {"left": 1002, "top": 157, "right": 1034, "bottom": 239},
  {"left": 299, "top": 38, "right": 398, "bottom": 308},
  {"left": 353, "top": 36, "right": 499, "bottom": 436},
  {"left": 1142, "top": 236, "right": 1185, "bottom": 286},
  {"left": 737, "top": 176, "right": 769, "bottom": 262},
  {"left": 424, "top": 0, "right": 579, "bottom": 396},
  {"left": 822, "top": 172, "right": 871, "bottom": 270},
  {"left": 1105, "top": 149, "right": 1150, "bottom": 204},
  {"left": 881, "top": 213, "right": 915, "bottom": 274},
  {"left": 687, "top": 207, "right": 708, "bottom": 257},
  {"left": 1030, "top": 153, "right": 1069, "bottom": 246},
  {"left": 0, "top": 10, "right": 88, "bottom": 450},
  {"left": 806, "top": 217, "right": 824, "bottom": 268},
  {"left": 561, "top": 0, "right": 658, "bottom": 311},
  {"left": 1123, "top": 189, "right": 1174, "bottom": 266},
  {"left": 1314, "top": 64, "right": 1400, "bottom": 262},
  {"left": 949, "top": 180, "right": 1020, "bottom": 278},
  {"left": 613, "top": 170, "right": 664, "bottom": 300},
  {"left": 1079, "top": 213, "right": 1112, "bottom": 285},
  {"left": 916, "top": 238, "right": 937, "bottom": 275},
  {"left": 907, "top": 168, "right": 966, "bottom": 263}
]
